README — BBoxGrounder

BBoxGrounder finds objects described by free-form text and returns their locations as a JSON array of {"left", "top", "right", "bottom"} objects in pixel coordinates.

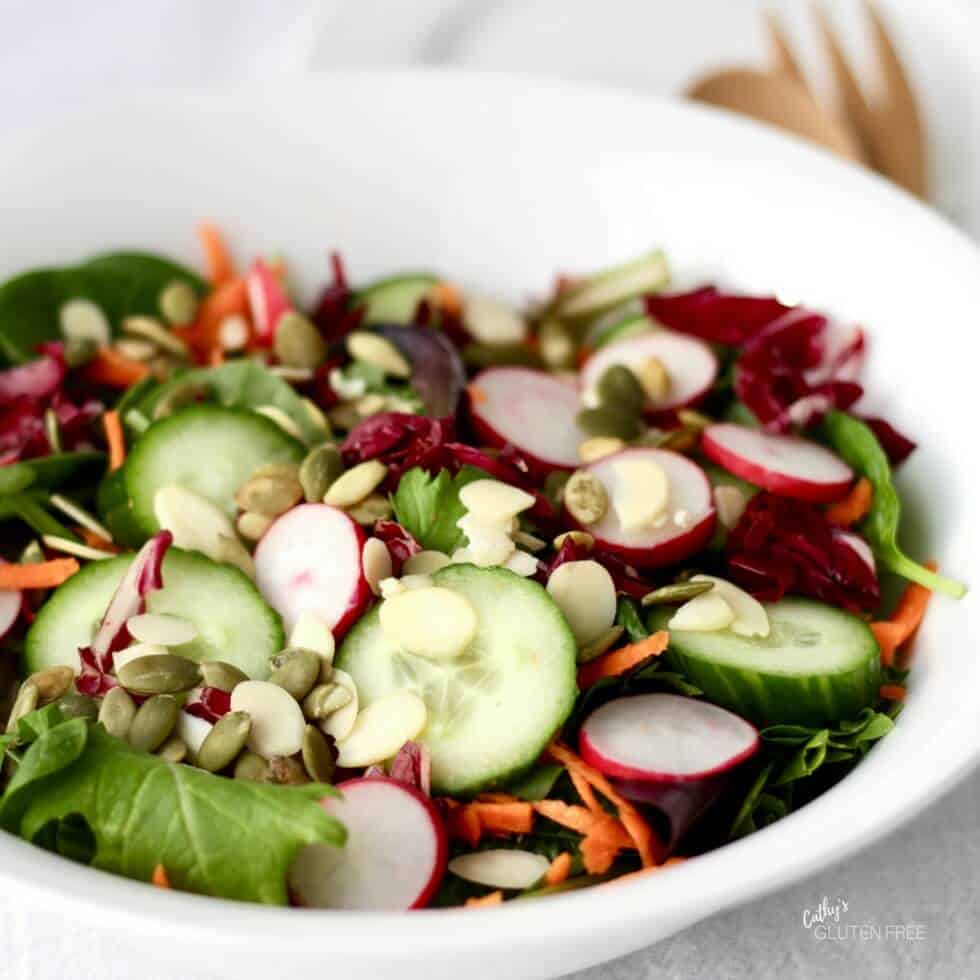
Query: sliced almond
[
  {"left": 218, "top": 314, "right": 250, "bottom": 351},
  {"left": 154, "top": 484, "right": 237, "bottom": 560},
  {"left": 402, "top": 550, "right": 452, "bottom": 576},
  {"left": 714, "top": 485, "right": 749, "bottom": 530},
  {"left": 112, "top": 642, "right": 170, "bottom": 673},
  {"left": 461, "top": 293, "right": 527, "bottom": 345},
  {"left": 255, "top": 405, "right": 306, "bottom": 443},
  {"left": 362, "top": 538, "right": 393, "bottom": 596},
  {"left": 323, "top": 460, "right": 387, "bottom": 508},
  {"left": 502, "top": 550, "right": 539, "bottom": 577},
  {"left": 231, "top": 680, "right": 306, "bottom": 759},
  {"left": 456, "top": 513, "right": 515, "bottom": 567},
  {"left": 126, "top": 613, "right": 198, "bottom": 647},
  {"left": 690, "top": 575, "right": 770, "bottom": 638},
  {"left": 237, "top": 511, "right": 274, "bottom": 541},
  {"left": 449, "top": 849, "right": 550, "bottom": 890},
  {"left": 346, "top": 332, "right": 411, "bottom": 378},
  {"left": 634, "top": 356, "right": 671, "bottom": 402},
  {"left": 59, "top": 298, "right": 110, "bottom": 347},
  {"left": 288, "top": 611, "right": 336, "bottom": 669},
  {"left": 319, "top": 668, "right": 359, "bottom": 741},
  {"left": 175, "top": 709, "right": 213, "bottom": 764},
  {"left": 380, "top": 586, "right": 477, "bottom": 660},
  {"left": 546, "top": 560, "right": 617, "bottom": 647},
  {"left": 335, "top": 690, "right": 427, "bottom": 768},
  {"left": 610, "top": 457, "right": 669, "bottom": 531},
  {"left": 578, "top": 436, "right": 625, "bottom": 463},
  {"left": 459, "top": 479, "right": 536, "bottom": 523},
  {"left": 379, "top": 577, "right": 407, "bottom": 600},
  {"left": 668, "top": 592, "right": 735, "bottom": 632}
]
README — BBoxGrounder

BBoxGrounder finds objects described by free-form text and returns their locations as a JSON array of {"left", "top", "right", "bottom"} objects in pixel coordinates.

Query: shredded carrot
[
  {"left": 0, "top": 558, "right": 80, "bottom": 590},
  {"left": 579, "top": 832, "right": 622, "bottom": 874},
  {"left": 547, "top": 742, "right": 664, "bottom": 868},
  {"left": 471, "top": 801, "right": 534, "bottom": 836},
  {"left": 544, "top": 852, "right": 572, "bottom": 886},
  {"left": 444, "top": 801, "right": 483, "bottom": 848},
  {"left": 879, "top": 684, "right": 906, "bottom": 701},
  {"left": 577, "top": 631, "right": 669, "bottom": 689},
  {"left": 432, "top": 282, "right": 462, "bottom": 318},
  {"left": 77, "top": 527, "right": 120, "bottom": 552},
  {"left": 467, "top": 384, "right": 488, "bottom": 406},
  {"left": 825, "top": 477, "right": 873, "bottom": 527},
  {"left": 569, "top": 769, "right": 602, "bottom": 816},
  {"left": 83, "top": 348, "right": 151, "bottom": 388},
  {"left": 151, "top": 864, "right": 171, "bottom": 889},
  {"left": 476, "top": 792, "right": 523, "bottom": 805},
  {"left": 174, "top": 276, "right": 249, "bottom": 361},
  {"left": 198, "top": 221, "right": 235, "bottom": 285},
  {"left": 465, "top": 890, "right": 503, "bottom": 908},
  {"left": 870, "top": 563, "right": 937, "bottom": 667},
  {"left": 102, "top": 410, "right": 126, "bottom": 472}
]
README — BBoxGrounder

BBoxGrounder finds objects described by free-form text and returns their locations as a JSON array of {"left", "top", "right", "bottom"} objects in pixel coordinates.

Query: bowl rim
[{"left": 0, "top": 65, "right": 978, "bottom": 954}]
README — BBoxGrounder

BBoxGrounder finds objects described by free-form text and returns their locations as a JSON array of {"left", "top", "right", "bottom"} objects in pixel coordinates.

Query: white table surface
[{"left": 2, "top": 2, "right": 978, "bottom": 977}]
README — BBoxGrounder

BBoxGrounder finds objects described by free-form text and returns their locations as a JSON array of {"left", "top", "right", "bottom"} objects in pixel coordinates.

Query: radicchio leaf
[
  {"left": 0, "top": 350, "right": 66, "bottom": 405},
  {"left": 388, "top": 741, "right": 432, "bottom": 796},
  {"left": 342, "top": 413, "right": 456, "bottom": 483},
  {"left": 645, "top": 287, "right": 793, "bottom": 345},
  {"left": 858, "top": 415, "right": 916, "bottom": 466},
  {"left": 310, "top": 252, "right": 364, "bottom": 343},
  {"left": 373, "top": 520, "right": 422, "bottom": 575}
]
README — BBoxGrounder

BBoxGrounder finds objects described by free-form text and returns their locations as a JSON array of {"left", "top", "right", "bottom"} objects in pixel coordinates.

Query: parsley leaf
[{"left": 391, "top": 465, "right": 489, "bottom": 554}]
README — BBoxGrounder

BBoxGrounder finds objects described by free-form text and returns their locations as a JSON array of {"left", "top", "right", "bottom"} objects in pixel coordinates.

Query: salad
[{"left": 0, "top": 229, "right": 966, "bottom": 909}]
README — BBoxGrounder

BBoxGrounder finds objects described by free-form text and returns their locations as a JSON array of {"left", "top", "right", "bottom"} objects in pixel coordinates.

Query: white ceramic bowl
[{"left": 0, "top": 70, "right": 976, "bottom": 980}]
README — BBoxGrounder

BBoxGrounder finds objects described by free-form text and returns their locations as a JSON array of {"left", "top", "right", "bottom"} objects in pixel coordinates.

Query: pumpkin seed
[
  {"left": 197, "top": 711, "right": 252, "bottom": 772},
  {"left": 327, "top": 401, "right": 361, "bottom": 431},
  {"left": 576, "top": 404, "right": 642, "bottom": 440},
  {"left": 233, "top": 751, "right": 269, "bottom": 782},
  {"left": 252, "top": 460, "right": 302, "bottom": 482},
  {"left": 274, "top": 312, "right": 327, "bottom": 369},
  {"left": 267, "top": 755, "right": 309, "bottom": 785},
  {"left": 346, "top": 332, "right": 411, "bottom": 378},
  {"left": 552, "top": 530, "right": 594, "bottom": 551},
  {"left": 402, "top": 550, "right": 452, "bottom": 575},
  {"left": 98, "top": 686, "right": 137, "bottom": 740},
  {"left": 26, "top": 666, "right": 75, "bottom": 704},
  {"left": 655, "top": 427, "right": 699, "bottom": 452},
  {"left": 128, "top": 695, "right": 179, "bottom": 752},
  {"left": 218, "top": 314, "right": 250, "bottom": 351},
  {"left": 5, "top": 681, "right": 39, "bottom": 733},
  {"left": 578, "top": 436, "right": 625, "bottom": 463},
  {"left": 116, "top": 653, "right": 201, "bottom": 695},
  {"left": 538, "top": 319, "right": 576, "bottom": 370},
  {"left": 63, "top": 336, "right": 99, "bottom": 368},
  {"left": 153, "top": 378, "right": 211, "bottom": 420},
  {"left": 156, "top": 735, "right": 188, "bottom": 763},
  {"left": 114, "top": 337, "right": 157, "bottom": 362},
  {"left": 268, "top": 648, "right": 320, "bottom": 701},
  {"left": 300, "top": 398, "right": 332, "bottom": 441},
  {"left": 158, "top": 279, "right": 199, "bottom": 326},
  {"left": 269, "top": 365, "right": 315, "bottom": 383},
  {"left": 641, "top": 580, "right": 715, "bottom": 606},
  {"left": 677, "top": 408, "right": 713, "bottom": 431},
  {"left": 347, "top": 493, "right": 393, "bottom": 525},
  {"left": 20, "top": 540, "right": 45, "bottom": 564},
  {"left": 355, "top": 394, "right": 388, "bottom": 418},
  {"left": 563, "top": 470, "right": 609, "bottom": 526},
  {"left": 234, "top": 472, "right": 303, "bottom": 516},
  {"left": 59, "top": 298, "right": 110, "bottom": 347},
  {"left": 302, "top": 682, "right": 352, "bottom": 721},
  {"left": 323, "top": 459, "right": 387, "bottom": 508},
  {"left": 577, "top": 625, "right": 625, "bottom": 663},
  {"left": 237, "top": 511, "right": 273, "bottom": 541},
  {"left": 299, "top": 444, "right": 344, "bottom": 502},
  {"left": 122, "top": 315, "right": 190, "bottom": 359},
  {"left": 198, "top": 660, "right": 248, "bottom": 693},
  {"left": 56, "top": 692, "right": 98, "bottom": 720},
  {"left": 255, "top": 405, "right": 306, "bottom": 443},
  {"left": 43, "top": 408, "right": 62, "bottom": 452},
  {"left": 301, "top": 725, "right": 337, "bottom": 783},
  {"left": 596, "top": 364, "right": 645, "bottom": 415}
]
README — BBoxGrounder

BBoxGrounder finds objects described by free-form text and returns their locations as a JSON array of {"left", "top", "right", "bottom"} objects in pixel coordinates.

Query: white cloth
[{"left": 1, "top": 2, "right": 978, "bottom": 978}]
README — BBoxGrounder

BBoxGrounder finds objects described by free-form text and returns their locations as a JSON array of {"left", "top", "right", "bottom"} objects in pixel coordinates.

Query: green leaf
[
  {"left": 134, "top": 360, "right": 323, "bottom": 445},
  {"left": 823, "top": 411, "right": 967, "bottom": 598},
  {"left": 0, "top": 492, "right": 79, "bottom": 541},
  {"left": 760, "top": 723, "right": 819, "bottom": 746},
  {"left": 16, "top": 703, "right": 68, "bottom": 744},
  {"left": 340, "top": 363, "right": 423, "bottom": 412},
  {"left": 391, "top": 466, "right": 489, "bottom": 554},
  {"left": 729, "top": 763, "right": 774, "bottom": 839},
  {"left": 615, "top": 597, "right": 649, "bottom": 643},
  {"left": 0, "top": 452, "right": 105, "bottom": 498},
  {"left": 32, "top": 811, "right": 97, "bottom": 865},
  {"left": 501, "top": 764, "right": 564, "bottom": 802},
  {"left": 0, "top": 252, "right": 205, "bottom": 365},
  {"left": 2, "top": 725, "right": 344, "bottom": 904},
  {"left": 771, "top": 730, "right": 829, "bottom": 787}
]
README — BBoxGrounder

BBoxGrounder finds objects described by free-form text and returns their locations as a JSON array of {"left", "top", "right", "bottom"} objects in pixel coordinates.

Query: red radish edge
[
  {"left": 579, "top": 693, "right": 760, "bottom": 785},
  {"left": 571, "top": 448, "right": 716, "bottom": 569},
  {"left": 254, "top": 504, "right": 372, "bottom": 638},
  {"left": 701, "top": 423, "right": 853, "bottom": 503},
  {"left": 467, "top": 367, "right": 586, "bottom": 472},
  {"left": 835, "top": 529, "right": 876, "bottom": 575},
  {"left": 580, "top": 329, "right": 718, "bottom": 414},
  {"left": 246, "top": 258, "right": 292, "bottom": 345},
  {"left": 299, "top": 778, "right": 446, "bottom": 910},
  {"left": 0, "top": 581, "right": 22, "bottom": 641}
]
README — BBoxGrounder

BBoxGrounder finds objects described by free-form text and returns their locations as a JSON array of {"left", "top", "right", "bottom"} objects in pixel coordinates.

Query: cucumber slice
[
  {"left": 354, "top": 274, "right": 439, "bottom": 324},
  {"left": 556, "top": 250, "right": 669, "bottom": 320},
  {"left": 587, "top": 312, "right": 657, "bottom": 350},
  {"left": 24, "top": 548, "right": 283, "bottom": 678},
  {"left": 649, "top": 597, "right": 880, "bottom": 726},
  {"left": 106, "top": 404, "right": 304, "bottom": 544},
  {"left": 336, "top": 564, "right": 577, "bottom": 795}
]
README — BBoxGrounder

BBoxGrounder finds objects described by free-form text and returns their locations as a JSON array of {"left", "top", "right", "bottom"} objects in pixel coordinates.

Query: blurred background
[{"left": 2, "top": 1, "right": 979, "bottom": 978}]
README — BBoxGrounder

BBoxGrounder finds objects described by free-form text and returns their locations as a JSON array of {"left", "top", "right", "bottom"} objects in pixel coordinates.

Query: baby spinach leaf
[
  {"left": 2, "top": 725, "right": 344, "bottom": 905},
  {"left": 392, "top": 466, "right": 489, "bottom": 554},
  {"left": 32, "top": 811, "right": 96, "bottom": 865},
  {"left": 0, "top": 252, "right": 205, "bottom": 364},
  {"left": 729, "top": 763, "right": 774, "bottom": 839},
  {"left": 823, "top": 410, "right": 966, "bottom": 598},
  {"left": 771, "top": 730, "right": 829, "bottom": 786},
  {"left": 501, "top": 763, "right": 564, "bottom": 802},
  {"left": 16, "top": 703, "right": 68, "bottom": 744},
  {"left": 0, "top": 492, "right": 79, "bottom": 541},
  {"left": 0, "top": 452, "right": 105, "bottom": 497}
]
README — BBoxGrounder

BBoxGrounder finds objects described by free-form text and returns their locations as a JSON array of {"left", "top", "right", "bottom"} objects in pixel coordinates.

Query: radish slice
[
  {"left": 575, "top": 448, "right": 715, "bottom": 568},
  {"left": 0, "top": 583, "right": 22, "bottom": 641},
  {"left": 246, "top": 258, "right": 291, "bottom": 345},
  {"left": 254, "top": 504, "right": 372, "bottom": 637},
  {"left": 290, "top": 778, "right": 447, "bottom": 910},
  {"left": 579, "top": 693, "right": 759, "bottom": 784},
  {"left": 580, "top": 330, "right": 717, "bottom": 413},
  {"left": 468, "top": 367, "right": 588, "bottom": 470},
  {"left": 701, "top": 423, "right": 853, "bottom": 503}
]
